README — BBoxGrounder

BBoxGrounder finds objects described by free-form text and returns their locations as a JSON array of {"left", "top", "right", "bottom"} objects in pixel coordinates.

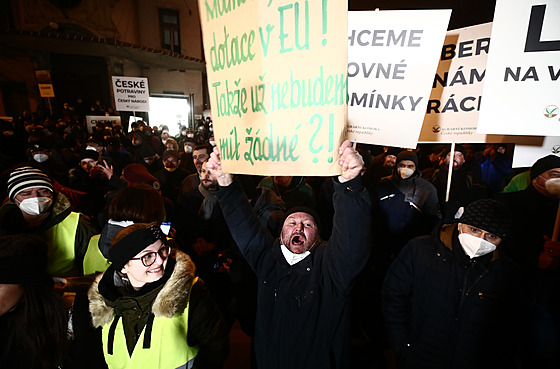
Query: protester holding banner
[{"left": 207, "top": 140, "right": 371, "bottom": 369}]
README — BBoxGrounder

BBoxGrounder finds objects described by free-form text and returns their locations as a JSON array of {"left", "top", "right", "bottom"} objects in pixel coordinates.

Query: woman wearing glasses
[{"left": 87, "top": 222, "right": 229, "bottom": 369}]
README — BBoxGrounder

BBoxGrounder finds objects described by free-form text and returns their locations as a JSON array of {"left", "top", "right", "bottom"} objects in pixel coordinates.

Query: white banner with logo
[
  {"left": 477, "top": 0, "right": 560, "bottom": 136},
  {"left": 513, "top": 136, "right": 560, "bottom": 168},
  {"left": 112, "top": 76, "right": 150, "bottom": 112},
  {"left": 347, "top": 9, "right": 451, "bottom": 149}
]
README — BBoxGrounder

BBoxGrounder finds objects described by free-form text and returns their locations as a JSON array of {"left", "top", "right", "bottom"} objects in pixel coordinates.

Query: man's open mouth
[{"left": 291, "top": 235, "right": 305, "bottom": 245}]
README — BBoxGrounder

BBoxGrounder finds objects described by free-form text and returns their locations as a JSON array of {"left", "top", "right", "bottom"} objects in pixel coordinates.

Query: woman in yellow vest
[{"left": 87, "top": 223, "right": 229, "bottom": 369}]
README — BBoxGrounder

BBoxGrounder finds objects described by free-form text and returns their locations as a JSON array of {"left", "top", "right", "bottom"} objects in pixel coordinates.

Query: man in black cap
[
  {"left": 382, "top": 199, "right": 522, "bottom": 369},
  {"left": 207, "top": 140, "right": 371, "bottom": 369},
  {"left": 498, "top": 154, "right": 560, "bottom": 368}
]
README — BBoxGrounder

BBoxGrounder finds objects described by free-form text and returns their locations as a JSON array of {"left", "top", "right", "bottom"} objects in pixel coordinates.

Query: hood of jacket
[
  {"left": 88, "top": 250, "right": 196, "bottom": 328},
  {"left": 98, "top": 222, "right": 126, "bottom": 259}
]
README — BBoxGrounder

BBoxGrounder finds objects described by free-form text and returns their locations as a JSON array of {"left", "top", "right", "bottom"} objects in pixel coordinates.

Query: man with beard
[
  {"left": 176, "top": 160, "right": 236, "bottom": 327},
  {"left": 179, "top": 144, "right": 213, "bottom": 199},
  {"left": 431, "top": 144, "right": 486, "bottom": 221},
  {"left": 207, "top": 140, "right": 371, "bottom": 369}
]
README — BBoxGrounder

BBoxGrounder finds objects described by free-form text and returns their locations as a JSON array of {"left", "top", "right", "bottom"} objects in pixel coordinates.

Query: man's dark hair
[{"left": 194, "top": 144, "right": 212, "bottom": 155}]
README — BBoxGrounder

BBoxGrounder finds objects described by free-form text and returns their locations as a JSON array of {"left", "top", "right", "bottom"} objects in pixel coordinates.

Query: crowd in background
[{"left": 0, "top": 98, "right": 558, "bottom": 369}]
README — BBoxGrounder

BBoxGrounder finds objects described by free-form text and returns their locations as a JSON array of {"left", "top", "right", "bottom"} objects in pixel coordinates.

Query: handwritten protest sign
[
  {"left": 477, "top": 0, "right": 560, "bottom": 136},
  {"left": 112, "top": 76, "right": 150, "bottom": 112},
  {"left": 198, "top": 0, "right": 348, "bottom": 175},
  {"left": 347, "top": 9, "right": 451, "bottom": 149}
]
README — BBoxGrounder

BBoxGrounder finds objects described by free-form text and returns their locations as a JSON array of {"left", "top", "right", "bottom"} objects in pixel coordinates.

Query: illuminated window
[{"left": 159, "top": 9, "right": 180, "bottom": 53}]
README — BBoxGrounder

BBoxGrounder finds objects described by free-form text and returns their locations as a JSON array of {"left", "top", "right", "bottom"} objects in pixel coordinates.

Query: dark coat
[
  {"left": 373, "top": 171, "right": 440, "bottom": 270},
  {"left": 382, "top": 224, "right": 522, "bottom": 369},
  {"left": 216, "top": 176, "right": 371, "bottom": 369}
]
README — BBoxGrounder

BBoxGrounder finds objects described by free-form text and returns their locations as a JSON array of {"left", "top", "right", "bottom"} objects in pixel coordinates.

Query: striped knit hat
[{"left": 7, "top": 166, "right": 54, "bottom": 202}]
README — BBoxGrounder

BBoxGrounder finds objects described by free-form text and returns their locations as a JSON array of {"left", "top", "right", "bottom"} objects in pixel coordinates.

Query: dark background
[{"left": 348, "top": 0, "right": 497, "bottom": 29}]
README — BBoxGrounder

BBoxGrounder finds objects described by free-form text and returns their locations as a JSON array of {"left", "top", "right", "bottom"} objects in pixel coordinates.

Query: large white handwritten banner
[
  {"left": 477, "top": 0, "right": 560, "bottom": 136},
  {"left": 199, "top": 0, "right": 348, "bottom": 175},
  {"left": 347, "top": 9, "right": 451, "bottom": 149}
]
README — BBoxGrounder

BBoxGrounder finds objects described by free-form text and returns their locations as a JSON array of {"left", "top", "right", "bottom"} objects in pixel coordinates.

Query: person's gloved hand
[{"left": 538, "top": 236, "right": 560, "bottom": 270}]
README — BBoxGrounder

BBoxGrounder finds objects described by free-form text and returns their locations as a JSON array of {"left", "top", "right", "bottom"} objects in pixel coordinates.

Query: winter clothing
[
  {"left": 0, "top": 192, "right": 97, "bottom": 276},
  {"left": 373, "top": 170, "right": 440, "bottom": 269},
  {"left": 108, "top": 224, "right": 165, "bottom": 270},
  {"left": 530, "top": 154, "right": 560, "bottom": 179},
  {"left": 7, "top": 165, "right": 54, "bottom": 201},
  {"left": 87, "top": 250, "right": 229, "bottom": 369},
  {"left": 459, "top": 199, "right": 511, "bottom": 238},
  {"left": 382, "top": 223, "right": 522, "bottom": 369},
  {"left": 257, "top": 176, "right": 316, "bottom": 210},
  {"left": 498, "top": 185, "right": 560, "bottom": 367},
  {"left": 216, "top": 176, "right": 371, "bottom": 369}
]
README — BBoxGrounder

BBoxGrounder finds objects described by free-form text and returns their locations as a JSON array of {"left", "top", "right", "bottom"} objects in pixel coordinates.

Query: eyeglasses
[{"left": 131, "top": 245, "right": 171, "bottom": 267}]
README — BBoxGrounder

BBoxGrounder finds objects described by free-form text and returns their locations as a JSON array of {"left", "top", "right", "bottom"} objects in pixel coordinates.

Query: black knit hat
[
  {"left": 80, "top": 149, "right": 99, "bottom": 161},
  {"left": 283, "top": 206, "right": 321, "bottom": 230},
  {"left": 454, "top": 145, "right": 467, "bottom": 158},
  {"left": 109, "top": 224, "right": 166, "bottom": 270},
  {"left": 385, "top": 147, "right": 401, "bottom": 157},
  {"left": 7, "top": 166, "right": 54, "bottom": 202},
  {"left": 459, "top": 199, "right": 512, "bottom": 238},
  {"left": 530, "top": 155, "right": 560, "bottom": 179},
  {"left": 396, "top": 150, "right": 418, "bottom": 168}
]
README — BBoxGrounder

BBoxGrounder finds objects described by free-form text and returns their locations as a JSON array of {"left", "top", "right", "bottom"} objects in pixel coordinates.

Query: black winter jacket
[
  {"left": 382, "top": 224, "right": 522, "bottom": 369},
  {"left": 216, "top": 176, "right": 371, "bottom": 369}
]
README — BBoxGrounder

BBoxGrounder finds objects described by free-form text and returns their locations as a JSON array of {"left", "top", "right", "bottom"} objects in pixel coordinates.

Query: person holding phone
[{"left": 86, "top": 223, "right": 229, "bottom": 369}]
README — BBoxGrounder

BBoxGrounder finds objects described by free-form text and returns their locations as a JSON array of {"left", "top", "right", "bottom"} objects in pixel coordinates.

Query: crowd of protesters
[{"left": 0, "top": 99, "right": 558, "bottom": 369}]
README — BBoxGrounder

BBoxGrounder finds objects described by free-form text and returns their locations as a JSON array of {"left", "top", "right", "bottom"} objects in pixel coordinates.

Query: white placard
[
  {"left": 477, "top": 0, "right": 560, "bottom": 136},
  {"left": 347, "top": 9, "right": 451, "bottom": 149},
  {"left": 86, "top": 115, "right": 122, "bottom": 134},
  {"left": 111, "top": 76, "right": 150, "bottom": 112},
  {"left": 513, "top": 136, "right": 559, "bottom": 168}
]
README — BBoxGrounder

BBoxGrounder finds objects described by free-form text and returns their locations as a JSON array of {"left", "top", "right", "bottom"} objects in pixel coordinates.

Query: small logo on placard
[
  {"left": 544, "top": 105, "right": 558, "bottom": 118},
  {"left": 552, "top": 146, "right": 560, "bottom": 154},
  {"left": 432, "top": 125, "right": 441, "bottom": 133}
]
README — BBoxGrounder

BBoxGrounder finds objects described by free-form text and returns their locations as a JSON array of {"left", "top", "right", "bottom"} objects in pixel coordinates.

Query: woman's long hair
[{"left": 0, "top": 235, "right": 67, "bottom": 369}]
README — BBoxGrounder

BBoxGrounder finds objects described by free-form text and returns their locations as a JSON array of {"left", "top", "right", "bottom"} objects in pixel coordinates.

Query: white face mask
[
  {"left": 458, "top": 232, "right": 496, "bottom": 258},
  {"left": 398, "top": 167, "right": 414, "bottom": 179},
  {"left": 543, "top": 177, "right": 560, "bottom": 197},
  {"left": 33, "top": 153, "right": 49, "bottom": 163},
  {"left": 17, "top": 197, "right": 53, "bottom": 215}
]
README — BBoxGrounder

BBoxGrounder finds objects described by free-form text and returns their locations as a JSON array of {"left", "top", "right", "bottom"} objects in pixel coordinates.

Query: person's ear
[{"left": 121, "top": 264, "right": 128, "bottom": 275}]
